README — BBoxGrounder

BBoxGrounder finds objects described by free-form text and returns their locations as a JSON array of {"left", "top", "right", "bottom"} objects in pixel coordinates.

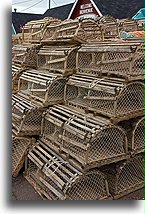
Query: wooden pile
[{"left": 12, "top": 16, "right": 144, "bottom": 200}]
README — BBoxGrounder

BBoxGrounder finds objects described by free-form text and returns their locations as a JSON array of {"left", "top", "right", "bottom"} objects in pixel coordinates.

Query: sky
[{"left": 12, "top": 0, "right": 75, "bottom": 14}]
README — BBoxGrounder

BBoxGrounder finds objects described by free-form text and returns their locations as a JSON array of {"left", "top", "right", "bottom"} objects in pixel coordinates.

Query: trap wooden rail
[
  {"left": 119, "top": 117, "right": 144, "bottom": 155},
  {"left": 12, "top": 94, "right": 44, "bottom": 136},
  {"left": 101, "top": 154, "right": 144, "bottom": 199},
  {"left": 12, "top": 62, "right": 27, "bottom": 93},
  {"left": 41, "top": 104, "right": 129, "bottom": 171},
  {"left": 37, "top": 45, "right": 80, "bottom": 75},
  {"left": 22, "top": 17, "right": 61, "bottom": 44},
  {"left": 12, "top": 44, "right": 40, "bottom": 67},
  {"left": 24, "top": 140, "right": 111, "bottom": 200},
  {"left": 12, "top": 137, "right": 35, "bottom": 177},
  {"left": 17, "top": 70, "right": 67, "bottom": 106},
  {"left": 76, "top": 41, "right": 143, "bottom": 81},
  {"left": 65, "top": 74, "right": 144, "bottom": 123},
  {"left": 41, "top": 19, "right": 104, "bottom": 43}
]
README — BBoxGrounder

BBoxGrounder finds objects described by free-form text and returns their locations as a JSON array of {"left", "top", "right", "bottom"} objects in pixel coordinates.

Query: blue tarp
[
  {"left": 12, "top": 23, "right": 16, "bottom": 35},
  {"left": 132, "top": 8, "right": 145, "bottom": 20}
]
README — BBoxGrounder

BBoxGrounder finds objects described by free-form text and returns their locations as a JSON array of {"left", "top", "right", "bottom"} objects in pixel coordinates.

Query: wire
[
  {"left": 21, "top": 0, "right": 45, "bottom": 11},
  {"left": 12, "top": 0, "right": 34, "bottom": 5},
  {"left": 52, "top": 0, "right": 57, "bottom": 6}
]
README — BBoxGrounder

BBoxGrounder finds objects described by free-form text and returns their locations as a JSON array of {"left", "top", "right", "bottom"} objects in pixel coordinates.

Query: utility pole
[{"left": 48, "top": 0, "right": 51, "bottom": 9}]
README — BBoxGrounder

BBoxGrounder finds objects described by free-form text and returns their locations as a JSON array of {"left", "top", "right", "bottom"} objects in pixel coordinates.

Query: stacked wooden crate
[{"left": 12, "top": 16, "right": 144, "bottom": 200}]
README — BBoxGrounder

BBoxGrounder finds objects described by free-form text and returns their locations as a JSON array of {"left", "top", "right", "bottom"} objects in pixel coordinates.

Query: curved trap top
[
  {"left": 12, "top": 137, "right": 35, "bottom": 177},
  {"left": 65, "top": 74, "right": 144, "bottom": 123},
  {"left": 101, "top": 153, "right": 144, "bottom": 199},
  {"left": 77, "top": 40, "right": 143, "bottom": 80},
  {"left": 41, "top": 19, "right": 104, "bottom": 43},
  {"left": 12, "top": 44, "right": 40, "bottom": 67},
  {"left": 12, "top": 94, "right": 44, "bottom": 136},
  {"left": 37, "top": 45, "right": 80, "bottom": 75},
  {"left": 41, "top": 104, "right": 128, "bottom": 171},
  {"left": 17, "top": 70, "right": 67, "bottom": 106},
  {"left": 24, "top": 140, "right": 111, "bottom": 200},
  {"left": 22, "top": 17, "right": 61, "bottom": 43}
]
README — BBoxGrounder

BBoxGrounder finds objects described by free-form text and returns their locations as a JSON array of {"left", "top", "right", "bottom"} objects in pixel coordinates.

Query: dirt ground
[{"left": 12, "top": 173, "right": 144, "bottom": 200}]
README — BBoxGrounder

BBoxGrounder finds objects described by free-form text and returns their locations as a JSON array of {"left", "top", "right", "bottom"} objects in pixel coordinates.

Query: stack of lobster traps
[{"left": 12, "top": 16, "right": 144, "bottom": 200}]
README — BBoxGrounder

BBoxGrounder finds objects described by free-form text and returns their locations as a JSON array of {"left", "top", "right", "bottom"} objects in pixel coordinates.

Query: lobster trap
[
  {"left": 12, "top": 44, "right": 40, "bottom": 67},
  {"left": 24, "top": 140, "right": 111, "bottom": 200},
  {"left": 12, "top": 62, "right": 27, "bottom": 93},
  {"left": 12, "top": 137, "right": 35, "bottom": 177},
  {"left": 17, "top": 70, "right": 67, "bottom": 106},
  {"left": 37, "top": 45, "right": 80, "bottom": 75},
  {"left": 22, "top": 17, "right": 61, "bottom": 43},
  {"left": 12, "top": 94, "right": 44, "bottom": 136},
  {"left": 101, "top": 154, "right": 144, "bottom": 199},
  {"left": 118, "top": 18, "right": 143, "bottom": 32},
  {"left": 96, "top": 15, "right": 119, "bottom": 39},
  {"left": 132, "top": 117, "right": 144, "bottom": 154},
  {"left": 41, "top": 104, "right": 128, "bottom": 171},
  {"left": 118, "top": 117, "right": 144, "bottom": 155},
  {"left": 65, "top": 74, "right": 144, "bottom": 123},
  {"left": 76, "top": 41, "right": 143, "bottom": 80},
  {"left": 42, "top": 19, "right": 104, "bottom": 43}
]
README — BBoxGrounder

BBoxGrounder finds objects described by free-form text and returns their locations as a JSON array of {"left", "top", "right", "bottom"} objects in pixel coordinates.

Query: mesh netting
[
  {"left": 132, "top": 117, "right": 144, "bottom": 154},
  {"left": 12, "top": 94, "right": 44, "bottom": 136},
  {"left": 18, "top": 70, "right": 67, "bottom": 106},
  {"left": 12, "top": 44, "right": 40, "bottom": 67},
  {"left": 37, "top": 46, "right": 79, "bottom": 75},
  {"left": 25, "top": 140, "right": 110, "bottom": 200},
  {"left": 77, "top": 42, "right": 143, "bottom": 80},
  {"left": 102, "top": 154, "right": 144, "bottom": 198},
  {"left": 41, "top": 105, "right": 128, "bottom": 169},
  {"left": 65, "top": 75, "right": 144, "bottom": 121},
  {"left": 12, "top": 137, "right": 32, "bottom": 177}
]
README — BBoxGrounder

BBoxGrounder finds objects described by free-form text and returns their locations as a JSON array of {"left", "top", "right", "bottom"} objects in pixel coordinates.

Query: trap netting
[
  {"left": 132, "top": 117, "right": 144, "bottom": 154},
  {"left": 96, "top": 15, "right": 119, "bottom": 39},
  {"left": 22, "top": 17, "right": 61, "bottom": 43},
  {"left": 41, "top": 19, "right": 104, "bottom": 43},
  {"left": 12, "top": 44, "right": 40, "bottom": 67},
  {"left": 17, "top": 70, "right": 67, "bottom": 106},
  {"left": 118, "top": 18, "right": 143, "bottom": 32},
  {"left": 12, "top": 94, "right": 44, "bottom": 136},
  {"left": 12, "top": 62, "right": 27, "bottom": 93},
  {"left": 77, "top": 41, "right": 144, "bottom": 80},
  {"left": 65, "top": 74, "right": 144, "bottom": 123},
  {"left": 12, "top": 137, "right": 35, "bottom": 177},
  {"left": 37, "top": 45, "right": 80, "bottom": 75},
  {"left": 101, "top": 154, "right": 144, "bottom": 199},
  {"left": 41, "top": 104, "right": 128, "bottom": 171},
  {"left": 24, "top": 140, "right": 111, "bottom": 200}
]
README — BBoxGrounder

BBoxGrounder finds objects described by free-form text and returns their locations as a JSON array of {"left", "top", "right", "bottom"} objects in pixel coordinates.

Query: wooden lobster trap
[
  {"left": 12, "top": 44, "right": 40, "bottom": 67},
  {"left": 12, "top": 94, "right": 44, "bottom": 136},
  {"left": 41, "top": 104, "right": 129, "bottom": 171},
  {"left": 42, "top": 19, "right": 104, "bottom": 43},
  {"left": 119, "top": 117, "right": 144, "bottom": 155},
  {"left": 37, "top": 45, "right": 80, "bottom": 75},
  {"left": 76, "top": 41, "right": 143, "bottom": 80},
  {"left": 12, "top": 62, "right": 27, "bottom": 93},
  {"left": 12, "top": 137, "right": 35, "bottom": 177},
  {"left": 101, "top": 154, "right": 144, "bottom": 199},
  {"left": 118, "top": 18, "right": 143, "bottom": 32},
  {"left": 65, "top": 74, "right": 144, "bottom": 123},
  {"left": 132, "top": 117, "right": 144, "bottom": 154},
  {"left": 24, "top": 140, "right": 111, "bottom": 200},
  {"left": 22, "top": 17, "right": 61, "bottom": 43},
  {"left": 17, "top": 70, "right": 67, "bottom": 106},
  {"left": 96, "top": 15, "right": 119, "bottom": 38},
  {"left": 12, "top": 33, "right": 22, "bottom": 47}
]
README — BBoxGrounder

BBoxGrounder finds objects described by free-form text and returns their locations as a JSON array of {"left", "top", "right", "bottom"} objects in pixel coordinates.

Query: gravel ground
[{"left": 12, "top": 173, "right": 144, "bottom": 200}]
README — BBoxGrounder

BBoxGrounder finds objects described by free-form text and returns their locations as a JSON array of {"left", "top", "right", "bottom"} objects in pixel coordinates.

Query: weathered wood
[{"left": 25, "top": 140, "right": 111, "bottom": 200}]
